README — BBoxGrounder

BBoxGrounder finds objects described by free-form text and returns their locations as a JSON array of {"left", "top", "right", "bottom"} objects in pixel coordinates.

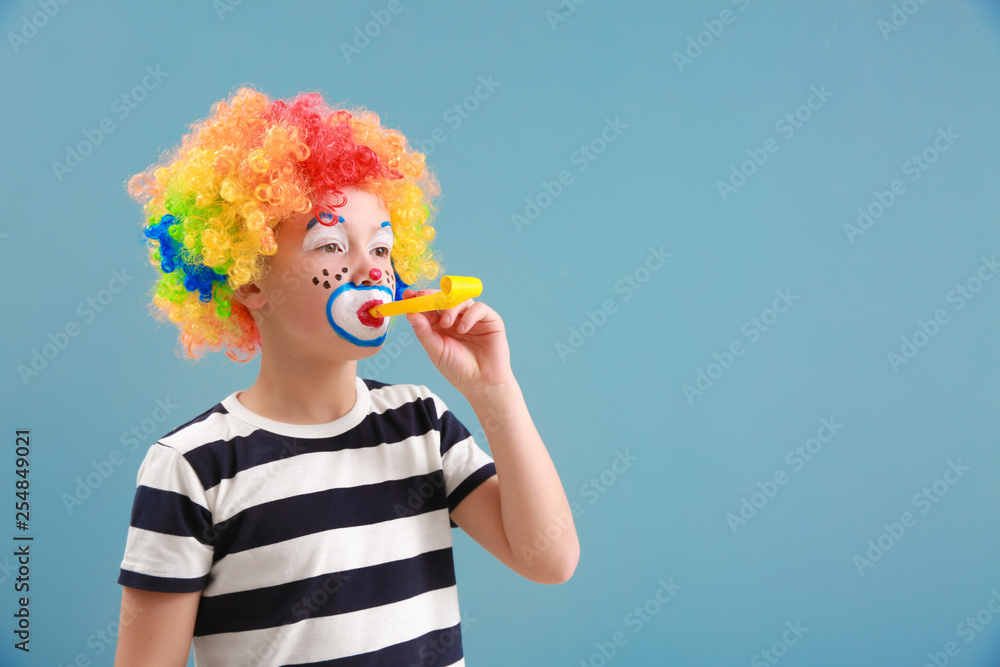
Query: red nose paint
[{"left": 369, "top": 268, "right": 382, "bottom": 281}]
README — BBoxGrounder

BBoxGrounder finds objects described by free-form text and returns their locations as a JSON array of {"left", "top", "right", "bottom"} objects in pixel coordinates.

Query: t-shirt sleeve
[
  {"left": 117, "top": 443, "right": 215, "bottom": 593},
  {"left": 427, "top": 392, "right": 498, "bottom": 529}
]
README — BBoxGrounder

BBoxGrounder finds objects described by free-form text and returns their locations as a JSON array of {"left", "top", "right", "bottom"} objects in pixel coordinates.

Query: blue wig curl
[{"left": 144, "top": 214, "right": 229, "bottom": 303}]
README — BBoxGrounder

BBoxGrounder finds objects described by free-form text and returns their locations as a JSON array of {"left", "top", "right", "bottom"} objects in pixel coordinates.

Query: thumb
[
  {"left": 406, "top": 311, "right": 445, "bottom": 362},
  {"left": 405, "top": 311, "right": 434, "bottom": 344}
]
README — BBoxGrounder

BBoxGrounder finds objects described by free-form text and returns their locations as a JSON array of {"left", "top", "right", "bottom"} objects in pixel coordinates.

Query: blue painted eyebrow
[
  {"left": 306, "top": 214, "right": 345, "bottom": 231},
  {"left": 305, "top": 217, "right": 390, "bottom": 231}
]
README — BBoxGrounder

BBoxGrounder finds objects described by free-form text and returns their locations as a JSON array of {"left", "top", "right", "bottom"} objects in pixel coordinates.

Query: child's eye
[
  {"left": 321, "top": 243, "right": 343, "bottom": 253},
  {"left": 372, "top": 247, "right": 390, "bottom": 258}
]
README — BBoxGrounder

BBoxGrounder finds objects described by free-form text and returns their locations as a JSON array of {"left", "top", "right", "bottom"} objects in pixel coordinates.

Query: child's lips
[{"left": 357, "top": 299, "right": 385, "bottom": 327}]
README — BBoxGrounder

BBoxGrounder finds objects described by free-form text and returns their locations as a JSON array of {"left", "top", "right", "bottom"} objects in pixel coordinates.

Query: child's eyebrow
[
  {"left": 305, "top": 213, "right": 344, "bottom": 231},
  {"left": 368, "top": 222, "right": 393, "bottom": 247},
  {"left": 304, "top": 217, "right": 391, "bottom": 231}
]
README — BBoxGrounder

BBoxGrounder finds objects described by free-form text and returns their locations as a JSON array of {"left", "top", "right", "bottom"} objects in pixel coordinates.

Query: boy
[{"left": 114, "top": 88, "right": 578, "bottom": 666}]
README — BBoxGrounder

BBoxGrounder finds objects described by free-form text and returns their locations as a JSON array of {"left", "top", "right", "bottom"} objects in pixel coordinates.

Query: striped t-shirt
[{"left": 117, "top": 376, "right": 497, "bottom": 666}]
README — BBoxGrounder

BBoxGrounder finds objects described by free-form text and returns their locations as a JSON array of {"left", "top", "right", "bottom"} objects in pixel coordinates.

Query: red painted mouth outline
[{"left": 357, "top": 299, "right": 385, "bottom": 328}]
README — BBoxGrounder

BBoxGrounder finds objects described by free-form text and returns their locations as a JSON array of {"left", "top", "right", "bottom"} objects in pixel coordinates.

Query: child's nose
[{"left": 353, "top": 255, "right": 383, "bottom": 287}]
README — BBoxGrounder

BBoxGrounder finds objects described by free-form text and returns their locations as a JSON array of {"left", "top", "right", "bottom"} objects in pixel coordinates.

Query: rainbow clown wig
[{"left": 127, "top": 87, "right": 441, "bottom": 362}]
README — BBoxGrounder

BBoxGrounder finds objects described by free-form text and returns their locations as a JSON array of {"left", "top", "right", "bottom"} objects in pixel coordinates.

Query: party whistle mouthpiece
[{"left": 370, "top": 275, "right": 482, "bottom": 318}]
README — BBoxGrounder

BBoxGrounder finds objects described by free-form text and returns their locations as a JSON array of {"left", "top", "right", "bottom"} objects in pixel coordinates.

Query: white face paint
[
  {"left": 301, "top": 192, "right": 396, "bottom": 348},
  {"left": 367, "top": 224, "right": 394, "bottom": 258},
  {"left": 302, "top": 215, "right": 349, "bottom": 254},
  {"left": 326, "top": 281, "right": 393, "bottom": 347}
]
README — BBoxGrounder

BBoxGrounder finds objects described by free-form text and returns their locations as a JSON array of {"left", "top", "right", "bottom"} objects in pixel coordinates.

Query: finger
[
  {"left": 453, "top": 301, "right": 489, "bottom": 333},
  {"left": 438, "top": 299, "right": 476, "bottom": 328},
  {"left": 409, "top": 304, "right": 442, "bottom": 329},
  {"left": 401, "top": 288, "right": 430, "bottom": 302},
  {"left": 406, "top": 311, "right": 442, "bottom": 350},
  {"left": 401, "top": 288, "right": 437, "bottom": 300},
  {"left": 423, "top": 309, "right": 443, "bottom": 328},
  {"left": 398, "top": 289, "right": 443, "bottom": 325},
  {"left": 406, "top": 308, "right": 443, "bottom": 334}
]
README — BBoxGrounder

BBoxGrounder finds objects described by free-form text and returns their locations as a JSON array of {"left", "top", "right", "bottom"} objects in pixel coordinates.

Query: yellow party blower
[{"left": 369, "top": 276, "right": 482, "bottom": 318}]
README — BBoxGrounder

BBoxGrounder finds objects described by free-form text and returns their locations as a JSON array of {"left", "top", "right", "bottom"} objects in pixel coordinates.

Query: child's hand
[{"left": 401, "top": 288, "right": 513, "bottom": 399}]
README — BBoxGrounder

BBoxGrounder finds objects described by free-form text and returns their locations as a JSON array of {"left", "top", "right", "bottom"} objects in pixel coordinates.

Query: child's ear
[{"left": 232, "top": 282, "right": 266, "bottom": 310}]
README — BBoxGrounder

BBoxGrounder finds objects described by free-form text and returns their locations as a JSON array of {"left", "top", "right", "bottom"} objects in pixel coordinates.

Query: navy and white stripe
[{"left": 118, "top": 377, "right": 495, "bottom": 666}]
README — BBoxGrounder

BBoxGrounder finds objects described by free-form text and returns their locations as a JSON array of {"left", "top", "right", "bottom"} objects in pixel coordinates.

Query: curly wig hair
[{"left": 127, "top": 86, "right": 442, "bottom": 362}]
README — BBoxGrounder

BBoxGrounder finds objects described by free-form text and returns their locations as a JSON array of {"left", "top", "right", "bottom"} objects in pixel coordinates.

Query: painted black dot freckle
[
  {"left": 342, "top": 267, "right": 348, "bottom": 273},
  {"left": 322, "top": 269, "right": 328, "bottom": 276},
  {"left": 335, "top": 274, "right": 342, "bottom": 281},
  {"left": 312, "top": 277, "right": 319, "bottom": 285},
  {"left": 323, "top": 280, "right": 331, "bottom": 289}
]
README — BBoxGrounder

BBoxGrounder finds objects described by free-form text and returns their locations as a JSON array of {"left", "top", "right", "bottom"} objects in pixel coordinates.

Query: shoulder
[
  {"left": 135, "top": 395, "right": 248, "bottom": 493},
  {"left": 155, "top": 397, "right": 232, "bottom": 453},
  {"left": 361, "top": 378, "right": 442, "bottom": 415}
]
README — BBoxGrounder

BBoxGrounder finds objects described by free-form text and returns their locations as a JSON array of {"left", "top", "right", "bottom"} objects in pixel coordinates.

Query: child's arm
[
  {"left": 114, "top": 586, "right": 200, "bottom": 666},
  {"left": 462, "top": 378, "right": 579, "bottom": 584},
  {"left": 404, "top": 290, "right": 580, "bottom": 584}
]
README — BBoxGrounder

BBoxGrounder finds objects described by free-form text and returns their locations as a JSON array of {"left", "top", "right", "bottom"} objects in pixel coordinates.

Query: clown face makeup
[
  {"left": 325, "top": 282, "right": 394, "bottom": 347},
  {"left": 301, "top": 188, "right": 397, "bottom": 348}
]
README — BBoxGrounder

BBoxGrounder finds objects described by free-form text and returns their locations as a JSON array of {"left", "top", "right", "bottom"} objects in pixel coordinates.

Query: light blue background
[{"left": 2, "top": 1, "right": 999, "bottom": 665}]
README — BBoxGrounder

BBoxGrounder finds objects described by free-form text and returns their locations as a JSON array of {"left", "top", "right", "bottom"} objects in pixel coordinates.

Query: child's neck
[{"left": 236, "top": 353, "right": 359, "bottom": 425}]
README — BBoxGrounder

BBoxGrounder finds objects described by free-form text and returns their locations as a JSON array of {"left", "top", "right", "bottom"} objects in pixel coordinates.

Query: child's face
[{"left": 253, "top": 185, "right": 397, "bottom": 358}]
